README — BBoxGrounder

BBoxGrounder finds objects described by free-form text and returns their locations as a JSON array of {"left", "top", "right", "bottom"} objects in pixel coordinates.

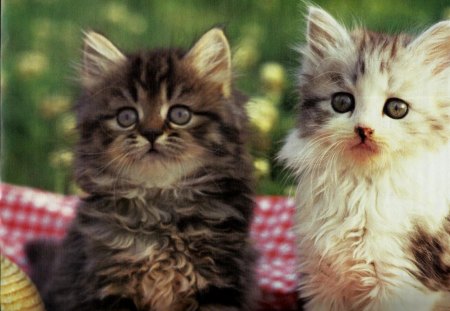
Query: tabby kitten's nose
[
  {"left": 142, "top": 129, "right": 163, "bottom": 144},
  {"left": 355, "top": 126, "right": 374, "bottom": 141}
]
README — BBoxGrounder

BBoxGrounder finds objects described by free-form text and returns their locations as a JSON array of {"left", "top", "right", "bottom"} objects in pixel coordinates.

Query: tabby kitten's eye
[
  {"left": 168, "top": 105, "right": 192, "bottom": 125},
  {"left": 384, "top": 98, "right": 409, "bottom": 119},
  {"left": 117, "top": 108, "right": 138, "bottom": 128},
  {"left": 331, "top": 92, "right": 355, "bottom": 113}
]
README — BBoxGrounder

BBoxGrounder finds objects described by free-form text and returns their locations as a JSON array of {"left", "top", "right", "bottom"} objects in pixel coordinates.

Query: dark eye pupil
[
  {"left": 169, "top": 106, "right": 191, "bottom": 125},
  {"left": 117, "top": 108, "right": 138, "bottom": 127},
  {"left": 384, "top": 99, "right": 408, "bottom": 119},
  {"left": 331, "top": 93, "right": 354, "bottom": 113}
]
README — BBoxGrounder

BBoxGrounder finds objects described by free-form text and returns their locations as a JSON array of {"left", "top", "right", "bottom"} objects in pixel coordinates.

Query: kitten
[
  {"left": 27, "top": 28, "right": 257, "bottom": 311},
  {"left": 279, "top": 7, "right": 450, "bottom": 311}
]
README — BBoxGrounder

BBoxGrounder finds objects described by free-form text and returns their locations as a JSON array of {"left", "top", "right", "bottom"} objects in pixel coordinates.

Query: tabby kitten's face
[
  {"left": 282, "top": 8, "right": 450, "bottom": 171},
  {"left": 76, "top": 29, "right": 242, "bottom": 192}
]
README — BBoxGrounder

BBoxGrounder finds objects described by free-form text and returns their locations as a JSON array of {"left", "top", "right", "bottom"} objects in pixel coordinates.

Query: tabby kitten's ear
[
  {"left": 81, "top": 31, "right": 126, "bottom": 88},
  {"left": 305, "top": 7, "right": 352, "bottom": 64},
  {"left": 410, "top": 21, "right": 450, "bottom": 74},
  {"left": 185, "top": 28, "right": 232, "bottom": 97}
]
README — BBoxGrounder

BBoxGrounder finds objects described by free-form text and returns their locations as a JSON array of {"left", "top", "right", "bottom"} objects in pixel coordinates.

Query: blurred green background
[{"left": 1, "top": 0, "right": 449, "bottom": 195}]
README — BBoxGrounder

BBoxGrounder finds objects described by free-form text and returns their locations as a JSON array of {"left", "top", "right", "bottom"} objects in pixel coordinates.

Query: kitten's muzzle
[
  {"left": 355, "top": 126, "right": 374, "bottom": 142},
  {"left": 142, "top": 129, "right": 163, "bottom": 144}
]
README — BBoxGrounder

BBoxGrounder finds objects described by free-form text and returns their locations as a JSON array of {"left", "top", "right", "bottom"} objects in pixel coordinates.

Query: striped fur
[
  {"left": 27, "top": 28, "right": 257, "bottom": 311},
  {"left": 280, "top": 7, "right": 450, "bottom": 311}
]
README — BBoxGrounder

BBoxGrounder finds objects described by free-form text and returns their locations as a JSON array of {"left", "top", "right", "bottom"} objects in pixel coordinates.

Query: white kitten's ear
[
  {"left": 305, "top": 7, "right": 352, "bottom": 61},
  {"left": 82, "top": 31, "right": 126, "bottom": 87},
  {"left": 185, "top": 28, "right": 232, "bottom": 97},
  {"left": 410, "top": 21, "right": 450, "bottom": 74}
]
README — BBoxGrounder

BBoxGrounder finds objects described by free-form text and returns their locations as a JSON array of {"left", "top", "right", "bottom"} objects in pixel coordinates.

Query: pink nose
[{"left": 355, "top": 126, "right": 374, "bottom": 141}]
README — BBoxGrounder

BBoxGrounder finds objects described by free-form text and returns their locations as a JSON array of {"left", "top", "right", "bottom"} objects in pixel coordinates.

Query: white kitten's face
[{"left": 285, "top": 8, "right": 450, "bottom": 171}]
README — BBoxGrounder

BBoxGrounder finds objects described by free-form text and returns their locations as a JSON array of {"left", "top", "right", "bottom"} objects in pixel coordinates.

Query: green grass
[{"left": 1, "top": 0, "right": 449, "bottom": 194}]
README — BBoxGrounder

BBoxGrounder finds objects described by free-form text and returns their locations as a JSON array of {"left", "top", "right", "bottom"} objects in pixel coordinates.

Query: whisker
[{"left": 93, "top": 151, "right": 130, "bottom": 178}]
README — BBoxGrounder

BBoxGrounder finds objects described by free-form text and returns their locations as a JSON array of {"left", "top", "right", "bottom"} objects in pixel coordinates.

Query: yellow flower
[
  {"left": 39, "top": 95, "right": 71, "bottom": 119},
  {"left": 247, "top": 96, "right": 279, "bottom": 134},
  {"left": 104, "top": 2, "right": 130, "bottom": 24},
  {"left": 16, "top": 51, "right": 48, "bottom": 77},
  {"left": 254, "top": 158, "right": 270, "bottom": 179},
  {"left": 57, "top": 114, "right": 77, "bottom": 138},
  {"left": 49, "top": 150, "right": 74, "bottom": 168},
  {"left": 233, "top": 39, "right": 259, "bottom": 70},
  {"left": 104, "top": 2, "right": 147, "bottom": 34},
  {"left": 260, "top": 62, "right": 286, "bottom": 95}
]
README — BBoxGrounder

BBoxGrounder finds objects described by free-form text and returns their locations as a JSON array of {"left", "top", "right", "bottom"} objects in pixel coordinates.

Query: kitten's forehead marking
[
  {"left": 347, "top": 32, "right": 415, "bottom": 116},
  {"left": 353, "top": 32, "right": 410, "bottom": 83},
  {"left": 159, "top": 82, "right": 170, "bottom": 119},
  {"left": 132, "top": 84, "right": 157, "bottom": 129},
  {"left": 160, "top": 83, "right": 186, "bottom": 121}
]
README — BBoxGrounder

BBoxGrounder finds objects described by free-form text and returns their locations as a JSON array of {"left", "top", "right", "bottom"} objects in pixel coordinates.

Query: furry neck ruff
[{"left": 281, "top": 130, "right": 450, "bottom": 310}]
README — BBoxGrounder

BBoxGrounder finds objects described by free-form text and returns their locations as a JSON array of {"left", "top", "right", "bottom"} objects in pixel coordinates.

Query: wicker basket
[{"left": 1, "top": 254, "right": 45, "bottom": 311}]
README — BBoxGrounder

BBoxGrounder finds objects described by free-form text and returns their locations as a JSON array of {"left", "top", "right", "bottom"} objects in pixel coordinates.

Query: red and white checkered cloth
[{"left": 0, "top": 183, "right": 298, "bottom": 310}]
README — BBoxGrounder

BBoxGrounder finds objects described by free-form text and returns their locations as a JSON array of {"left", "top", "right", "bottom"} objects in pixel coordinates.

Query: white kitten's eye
[
  {"left": 117, "top": 108, "right": 138, "bottom": 128},
  {"left": 168, "top": 105, "right": 192, "bottom": 125},
  {"left": 384, "top": 98, "right": 409, "bottom": 119},
  {"left": 331, "top": 93, "right": 355, "bottom": 113}
]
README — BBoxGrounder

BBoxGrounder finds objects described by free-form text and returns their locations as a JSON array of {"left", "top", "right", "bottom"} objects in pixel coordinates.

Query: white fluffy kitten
[{"left": 279, "top": 6, "right": 450, "bottom": 311}]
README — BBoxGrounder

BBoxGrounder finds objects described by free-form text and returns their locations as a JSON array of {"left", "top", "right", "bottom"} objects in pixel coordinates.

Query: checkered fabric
[{"left": 0, "top": 183, "right": 298, "bottom": 310}]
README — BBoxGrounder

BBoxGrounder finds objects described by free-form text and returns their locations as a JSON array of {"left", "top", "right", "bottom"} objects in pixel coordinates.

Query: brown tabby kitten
[{"left": 26, "top": 28, "right": 257, "bottom": 311}]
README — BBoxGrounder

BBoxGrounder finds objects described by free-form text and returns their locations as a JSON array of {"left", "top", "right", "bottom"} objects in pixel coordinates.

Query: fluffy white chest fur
[{"left": 281, "top": 130, "right": 450, "bottom": 311}]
